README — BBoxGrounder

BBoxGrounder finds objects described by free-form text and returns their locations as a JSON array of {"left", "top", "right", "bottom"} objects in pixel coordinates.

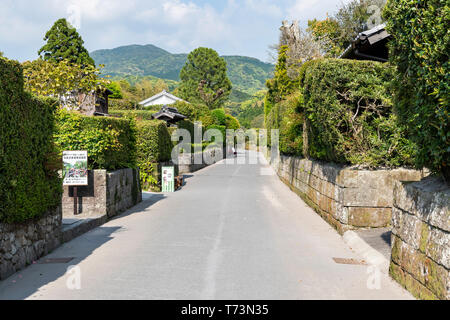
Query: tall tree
[
  {"left": 38, "top": 18, "right": 94, "bottom": 66},
  {"left": 179, "top": 47, "right": 232, "bottom": 109}
]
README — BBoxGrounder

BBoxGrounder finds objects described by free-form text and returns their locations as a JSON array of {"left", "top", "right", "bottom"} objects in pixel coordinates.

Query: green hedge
[
  {"left": 300, "top": 58, "right": 414, "bottom": 168},
  {"left": 265, "top": 92, "right": 303, "bottom": 156},
  {"left": 54, "top": 110, "right": 137, "bottom": 170},
  {"left": 136, "top": 120, "right": 173, "bottom": 191},
  {"left": 109, "top": 109, "right": 156, "bottom": 121},
  {"left": 384, "top": 0, "right": 449, "bottom": 181},
  {"left": 0, "top": 58, "right": 62, "bottom": 223}
]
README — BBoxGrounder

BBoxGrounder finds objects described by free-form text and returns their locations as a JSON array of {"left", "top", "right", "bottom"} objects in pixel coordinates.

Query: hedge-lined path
[{"left": 0, "top": 151, "right": 412, "bottom": 299}]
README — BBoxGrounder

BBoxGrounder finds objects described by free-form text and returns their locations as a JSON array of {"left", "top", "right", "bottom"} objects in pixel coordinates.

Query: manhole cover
[
  {"left": 333, "top": 257, "right": 367, "bottom": 265},
  {"left": 39, "top": 258, "right": 74, "bottom": 264}
]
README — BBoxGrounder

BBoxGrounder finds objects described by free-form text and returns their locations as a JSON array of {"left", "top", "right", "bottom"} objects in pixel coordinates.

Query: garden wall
[
  {"left": 390, "top": 176, "right": 449, "bottom": 300},
  {"left": 62, "top": 169, "right": 142, "bottom": 218},
  {"left": 178, "top": 147, "right": 225, "bottom": 174},
  {"left": 270, "top": 154, "right": 426, "bottom": 234},
  {"left": 0, "top": 206, "right": 62, "bottom": 280}
]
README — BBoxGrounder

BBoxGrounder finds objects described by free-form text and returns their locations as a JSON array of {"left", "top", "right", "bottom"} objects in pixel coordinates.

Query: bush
[
  {"left": 109, "top": 109, "right": 155, "bottom": 121},
  {"left": 384, "top": 0, "right": 449, "bottom": 181},
  {"left": 265, "top": 91, "right": 303, "bottom": 155},
  {"left": 108, "top": 99, "right": 140, "bottom": 110},
  {"left": 54, "top": 110, "right": 137, "bottom": 170},
  {"left": 206, "top": 124, "right": 226, "bottom": 147},
  {"left": 136, "top": 120, "right": 173, "bottom": 191},
  {"left": 172, "top": 101, "right": 210, "bottom": 121},
  {"left": 300, "top": 58, "right": 414, "bottom": 168},
  {"left": 0, "top": 58, "right": 62, "bottom": 223},
  {"left": 225, "top": 114, "right": 241, "bottom": 130},
  {"left": 211, "top": 108, "right": 227, "bottom": 126},
  {"left": 279, "top": 92, "right": 304, "bottom": 156}
]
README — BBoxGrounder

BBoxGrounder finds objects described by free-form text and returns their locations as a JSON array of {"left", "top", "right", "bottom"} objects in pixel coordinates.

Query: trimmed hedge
[
  {"left": 300, "top": 58, "right": 414, "bottom": 168},
  {"left": 265, "top": 92, "right": 304, "bottom": 156},
  {"left": 384, "top": 0, "right": 449, "bottom": 181},
  {"left": 109, "top": 109, "right": 156, "bottom": 121},
  {"left": 54, "top": 110, "right": 137, "bottom": 170},
  {"left": 136, "top": 120, "right": 173, "bottom": 191},
  {"left": 0, "top": 58, "right": 62, "bottom": 223}
]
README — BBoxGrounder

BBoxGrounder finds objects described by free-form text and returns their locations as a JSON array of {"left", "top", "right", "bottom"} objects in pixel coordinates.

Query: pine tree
[
  {"left": 38, "top": 18, "right": 94, "bottom": 66},
  {"left": 179, "top": 47, "right": 232, "bottom": 109}
]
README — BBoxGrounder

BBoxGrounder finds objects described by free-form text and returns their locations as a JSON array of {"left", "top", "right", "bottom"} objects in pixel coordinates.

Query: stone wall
[
  {"left": 62, "top": 168, "right": 142, "bottom": 218},
  {"left": 0, "top": 206, "right": 62, "bottom": 280},
  {"left": 178, "top": 147, "right": 225, "bottom": 174},
  {"left": 390, "top": 176, "right": 449, "bottom": 300},
  {"left": 271, "top": 154, "right": 426, "bottom": 234}
]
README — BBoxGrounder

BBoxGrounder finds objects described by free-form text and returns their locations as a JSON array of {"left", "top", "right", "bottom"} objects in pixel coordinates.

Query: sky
[{"left": 0, "top": 0, "right": 351, "bottom": 63}]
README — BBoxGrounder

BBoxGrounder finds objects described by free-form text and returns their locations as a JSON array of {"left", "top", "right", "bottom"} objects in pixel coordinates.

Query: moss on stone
[{"left": 419, "top": 223, "right": 429, "bottom": 253}]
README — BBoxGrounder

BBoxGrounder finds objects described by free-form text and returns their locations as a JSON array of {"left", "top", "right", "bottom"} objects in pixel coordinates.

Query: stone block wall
[
  {"left": 0, "top": 206, "right": 62, "bottom": 280},
  {"left": 62, "top": 168, "right": 142, "bottom": 218},
  {"left": 390, "top": 176, "right": 449, "bottom": 300},
  {"left": 271, "top": 154, "right": 426, "bottom": 234},
  {"left": 178, "top": 147, "right": 225, "bottom": 174}
]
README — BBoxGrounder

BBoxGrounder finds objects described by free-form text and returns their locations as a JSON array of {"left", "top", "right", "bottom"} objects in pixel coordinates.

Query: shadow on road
[{"left": 0, "top": 192, "right": 167, "bottom": 300}]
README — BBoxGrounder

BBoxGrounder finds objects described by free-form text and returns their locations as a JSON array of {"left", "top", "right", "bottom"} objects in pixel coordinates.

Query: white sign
[{"left": 63, "top": 151, "right": 88, "bottom": 186}]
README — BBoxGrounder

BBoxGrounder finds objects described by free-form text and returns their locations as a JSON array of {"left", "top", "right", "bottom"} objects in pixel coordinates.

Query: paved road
[{"left": 0, "top": 152, "right": 412, "bottom": 300}]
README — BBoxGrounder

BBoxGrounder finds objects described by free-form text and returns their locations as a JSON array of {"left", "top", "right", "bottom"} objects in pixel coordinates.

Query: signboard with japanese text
[
  {"left": 162, "top": 166, "right": 175, "bottom": 193},
  {"left": 63, "top": 151, "right": 88, "bottom": 186}
]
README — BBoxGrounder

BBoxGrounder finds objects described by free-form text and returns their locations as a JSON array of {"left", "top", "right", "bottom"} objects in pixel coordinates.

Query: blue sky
[{"left": 0, "top": 0, "right": 351, "bottom": 63}]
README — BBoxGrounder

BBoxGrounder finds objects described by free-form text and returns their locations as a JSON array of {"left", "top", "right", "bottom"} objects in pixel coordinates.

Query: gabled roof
[
  {"left": 139, "top": 90, "right": 185, "bottom": 106},
  {"left": 340, "top": 23, "right": 391, "bottom": 62}
]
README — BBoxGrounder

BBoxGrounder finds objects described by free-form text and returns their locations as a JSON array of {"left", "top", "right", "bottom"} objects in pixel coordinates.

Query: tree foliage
[
  {"left": 179, "top": 47, "right": 232, "bottom": 109},
  {"left": 39, "top": 18, "right": 94, "bottom": 66},
  {"left": 22, "top": 58, "right": 109, "bottom": 110},
  {"left": 383, "top": 0, "right": 450, "bottom": 181},
  {"left": 308, "top": 0, "right": 387, "bottom": 57}
]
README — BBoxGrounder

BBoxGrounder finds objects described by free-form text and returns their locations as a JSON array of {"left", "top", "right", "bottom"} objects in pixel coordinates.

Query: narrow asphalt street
[{"left": 0, "top": 152, "right": 412, "bottom": 300}]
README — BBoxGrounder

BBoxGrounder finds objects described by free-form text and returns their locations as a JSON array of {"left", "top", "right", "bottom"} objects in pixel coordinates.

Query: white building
[{"left": 139, "top": 90, "right": 186, "bottom": 108}]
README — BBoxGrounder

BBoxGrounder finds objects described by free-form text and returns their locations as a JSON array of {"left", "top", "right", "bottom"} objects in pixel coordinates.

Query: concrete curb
[
  {"left": 62, "top": 215, "right": 108, "bottom": 243},
  {"left": 343, "top": 230, "right": 390, "bottom": 274}
]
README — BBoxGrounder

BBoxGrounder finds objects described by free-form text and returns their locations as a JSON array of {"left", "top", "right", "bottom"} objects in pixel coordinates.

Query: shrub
[
  {"left": 0, "top": 58, "right": 62, "bottom": 223},
  {"left": 225, "top": 114, "right": 241, "bottom": 130},
  {"left": 172, "top": 101, "right": 210, "bottom": 121},
  {"left": 300, "top": 58, "right": 414, "bottom": 168},
  {"left": 109, "top": 99, "right": 139, "bottom": 110},
  {"left": 279, "top": 92, "right": 304, "bottom": 156},
  {"left": 109, "top": 109, "right": 155, "bottom": 121},
  {"left": 136, "top": 120, "right": 173, "bottom": 191},
  {"left": 54, "top": 109, "right": 137, "bottom": 170},
  {"left": 265, "top": 91, "right": 303, "bottom": 155},
  {"left": 384, "top": 0, "right": 449, "bottom": 181},
  {"left": 211, "top": 108, "right": 227, "bottom": 126},
  {"left": 206, "top": 124, "right": 226, "bottom": 147}
]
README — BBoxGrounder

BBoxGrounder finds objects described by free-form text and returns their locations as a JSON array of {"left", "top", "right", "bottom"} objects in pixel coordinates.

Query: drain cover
[
  {"left": 333, "top": 257, "right": 367, "bottom": 265},
  {"left": 39, "top": 258, "right": 74, "bottom": 264}
]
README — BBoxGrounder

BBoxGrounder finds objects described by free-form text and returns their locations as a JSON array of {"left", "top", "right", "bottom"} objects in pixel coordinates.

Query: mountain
[{"left": 91, "top": 44, "right": 274, "bottom": 94}]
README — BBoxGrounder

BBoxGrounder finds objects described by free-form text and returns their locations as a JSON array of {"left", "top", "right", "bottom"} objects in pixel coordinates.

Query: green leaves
[
  {"left": 54, "top": 109, "right": 137, "bottom": 171},
  {"left": 22, "top": 58, "right": 110, "bottom": 109},
  {"left": 0, "top": 58, "right": 62, "bottom": 223},
  {"left": 179, "top": 47, "right": 232, "bottom": 109},
  {"left": 299, "top": 59, "right": 414, "bottom": 168},
  {"left": 384, "top": 0, "right": 449, "bottom": 181},
  {"left": 38, "top": 18, "right": 94, "bottom": 66}
]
